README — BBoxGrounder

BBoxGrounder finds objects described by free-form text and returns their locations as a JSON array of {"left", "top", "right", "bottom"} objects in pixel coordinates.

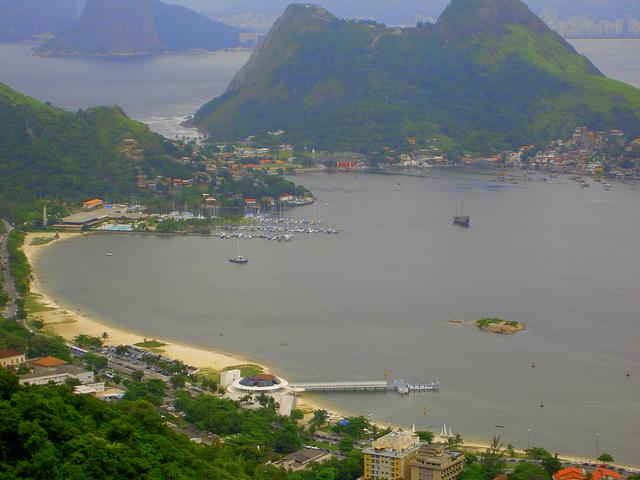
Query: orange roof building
[
  {"left": 82, "top": 198, "right": 104, "bottom": 211},
  {"left": 553, "top": 467, "right": 586, "bottom": 480},
  {"left": 32, "top": 356, "right": 68, "bottom": 368},
  {"left": 592, "top": 468, "right": 623, "bottom": 480}
]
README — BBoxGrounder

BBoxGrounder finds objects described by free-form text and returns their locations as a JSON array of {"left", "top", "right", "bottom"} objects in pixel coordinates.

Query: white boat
[
  {"left": 229, "top": 238, "right": 248, "bottom": 264},
  {"left": 105, "top": 253, "right": 113, "bottom": 257}
]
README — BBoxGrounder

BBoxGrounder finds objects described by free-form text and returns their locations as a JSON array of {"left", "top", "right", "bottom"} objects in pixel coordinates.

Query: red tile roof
[
  {"left": 32, "top": 356, "right": 67, "bottom": 368},
  {"left": 553, "top": 467, "right": 586, "bottom": 480},
  {"left": 0, "top": 349, "right": 22, "bottom": 359},
  {"left": 592, "top": 468, "right": 623, "bottom": 480}
]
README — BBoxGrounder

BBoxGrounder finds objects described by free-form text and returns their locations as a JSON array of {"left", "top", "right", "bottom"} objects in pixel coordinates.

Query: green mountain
[
  {"left": 193, "top": 0, "right": 640, "bottom": 153},
  {"left": 0, "top": 82, "right": 172, "bottom": 212},
  {"left": 36, "top": 0, "right": 243, "bottom": 56}
]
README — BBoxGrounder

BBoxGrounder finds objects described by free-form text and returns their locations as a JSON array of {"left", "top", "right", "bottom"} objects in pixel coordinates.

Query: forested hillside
[
  {"left": 0, "top": 83, "right": 174, "bottom": 219},
  {"left": 193, "top": 0, "right": 640, "bottom": 154}
]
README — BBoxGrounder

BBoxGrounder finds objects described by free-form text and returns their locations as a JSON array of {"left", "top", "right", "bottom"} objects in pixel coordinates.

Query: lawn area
[
  {"left": 134, "top": 340, "right": 167, "bottom": 349},
  {"left": 30, "top": 237, "right": 55, "bottom": 246},
  {"left": 197, "top": 364, "right": 264, "bottom": 384},
  {"left": 24, "top": 294, "right": 54, "bottom": 314},
  {"left": 311, "top": 440, "right": 338, "bottom": 452}
]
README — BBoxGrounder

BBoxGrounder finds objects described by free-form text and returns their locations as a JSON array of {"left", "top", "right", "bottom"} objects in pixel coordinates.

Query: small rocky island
[{"left": 475, "top": 317, "right": 525, "bottom": 335}]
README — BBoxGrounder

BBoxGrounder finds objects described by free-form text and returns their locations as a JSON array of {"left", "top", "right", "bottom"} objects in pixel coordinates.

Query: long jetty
[
  {"left": 289, "top": 381, "right": 389, "bottom": 392},
  {"left": 289, "top": 379, "right": 439, "bottom": 394}
]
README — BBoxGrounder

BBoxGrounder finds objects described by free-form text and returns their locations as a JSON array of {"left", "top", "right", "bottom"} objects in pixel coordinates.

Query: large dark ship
[{"left": 453, "top": 202, "right": 470, "bottom": 228}]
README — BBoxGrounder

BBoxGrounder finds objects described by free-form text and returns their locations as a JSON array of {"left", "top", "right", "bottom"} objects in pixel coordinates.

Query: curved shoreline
[
  {"left": 22, "top": 232, "right": 264, "bottom": 371},
  {"left": 21, "top": 232, "right": 639, "bottom": 470}
]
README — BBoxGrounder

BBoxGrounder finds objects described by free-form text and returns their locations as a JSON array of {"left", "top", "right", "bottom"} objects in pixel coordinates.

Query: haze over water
[{"left": 37, "top": 173, "right": 640, "bottom": 464}]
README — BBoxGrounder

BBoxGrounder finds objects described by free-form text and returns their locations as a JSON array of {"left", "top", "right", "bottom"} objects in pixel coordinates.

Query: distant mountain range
[
  {"left": 35, "top": 0, "right": 244, "bottom": 56},
  {"left": 192, "top": 0, "right": 640, "bottom": 153},
  {"left": 0, "top": 0, "right": 79, "bottom": 42},
  {"left": 173, "top": 0, "right": 640, "bottom": 24}
]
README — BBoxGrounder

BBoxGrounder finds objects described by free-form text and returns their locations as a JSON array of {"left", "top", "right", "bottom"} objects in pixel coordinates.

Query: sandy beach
[{"left": 22, "top": 232, "right": 264, "bottom": 371}]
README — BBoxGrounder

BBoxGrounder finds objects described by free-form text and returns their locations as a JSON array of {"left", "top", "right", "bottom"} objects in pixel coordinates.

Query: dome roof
[{"left": 239, "top": 374, "right": 282, "bottom": 388}]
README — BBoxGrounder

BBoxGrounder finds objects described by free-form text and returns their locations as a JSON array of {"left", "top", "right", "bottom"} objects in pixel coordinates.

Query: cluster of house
[
  {"left": 554, "top": 467, "right": 624, "bottom": 480},
  {"left": 0, "top": 349, "right": 123, "bottom": 400},
  {"left": 521, "top": 127, "right": 639, "bottom": 176},
  {"left": 308, "top": 127, "right": 639, "bottom": 176}
]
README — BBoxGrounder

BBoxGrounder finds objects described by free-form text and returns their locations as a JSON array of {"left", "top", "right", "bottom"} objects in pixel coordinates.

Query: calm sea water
[
  {"left": 2, "top": 40, "right": 639, "bottom": 463},
  {"left": 37, "top": 172, "right": 640, "bottom": 464},
  {"left": 0, "top": 43, "right": 250, "bottom": 138}
]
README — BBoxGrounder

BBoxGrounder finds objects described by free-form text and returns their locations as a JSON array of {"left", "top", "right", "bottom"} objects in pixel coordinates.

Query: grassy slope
[
  {"left": 195, "top": 9, "right": 640, "bottom": 154},
  {"left": 0, "top": 82, "right": 167, "bottom": 203}
]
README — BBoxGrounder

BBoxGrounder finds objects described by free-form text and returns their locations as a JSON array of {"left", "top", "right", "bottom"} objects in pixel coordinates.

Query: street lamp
[
  {"left": 527, "top": 429, "right": 531, "bottom": 449},
  {"left": 595, "top": 433, "right": 600, "bottom": 462}
]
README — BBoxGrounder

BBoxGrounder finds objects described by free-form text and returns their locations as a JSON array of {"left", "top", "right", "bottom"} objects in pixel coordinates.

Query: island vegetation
[{"left": 475, "top": 318, "right": 526, "bottom": 334}]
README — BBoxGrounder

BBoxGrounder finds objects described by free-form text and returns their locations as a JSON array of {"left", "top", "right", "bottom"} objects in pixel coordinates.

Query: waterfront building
[
  {"left": 0, "top": 349, "right": 26, "bottom": 369},
  {"left": 553, "top": 467, "right": 587, "bottom": 480},
  {"left": 82, "top": 198, "right": 104, "bottom": 211},
  {"left": 553, "top": 467, "right": 623, "bottom": 480},
  {"left": 363, "top": 431, "right": 421, "bottom": 480},
  {"left": 229, "top": 373, "right": 290, "bottom": 394},
  {"left": 31, "top": 356, "right": 67, "bottom": 368},
  {"left": 19, "top": 364, "right": 94, "bottom": 386},
  {"left": 410, "top": 444, "right": 465, "bottom": 480},
  {"left": 220, "top": 369, "right": 241, "bottom": 388}
]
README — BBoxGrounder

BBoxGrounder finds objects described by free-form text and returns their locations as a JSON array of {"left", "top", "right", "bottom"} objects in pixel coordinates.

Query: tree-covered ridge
[
  {"left": 0, "top": 366, "right": 364, "bottom": 480},
  {"left": 0, "top": 82, "right": 172, "bottom": 208},
  {"left": 193, "top": 0, "right": 640, "bottom": 154}
]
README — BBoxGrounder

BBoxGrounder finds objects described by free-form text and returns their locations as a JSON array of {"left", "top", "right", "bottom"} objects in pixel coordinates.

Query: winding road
[{"left": 1, "top": 218, "right": 18, "bottom": 320}]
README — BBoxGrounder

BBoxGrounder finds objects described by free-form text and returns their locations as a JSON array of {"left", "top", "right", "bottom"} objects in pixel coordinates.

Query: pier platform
[{"left": 289, "top": 381, "right": 389, "bottom": 392}]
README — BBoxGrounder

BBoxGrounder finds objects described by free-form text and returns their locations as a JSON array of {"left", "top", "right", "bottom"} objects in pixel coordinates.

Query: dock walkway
[{"left": 289, "top": 381, "right": 389, "bottom": 392}]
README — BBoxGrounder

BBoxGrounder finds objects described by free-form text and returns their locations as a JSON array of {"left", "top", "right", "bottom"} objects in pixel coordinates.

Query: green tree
[
  {"left": 311, "top": 409, "right": 329, "bottom": 427},
  {"left": 416, "top": 430, "right": 434, "bottom": 443},
  {"left": 115, "top": 344, "right": 130, "bottom": 356},
  {"left": 448, "top": 433, "right": 464, "bottom": 449},
  {"left": 170, "top": 373, "right": 186, "bottom": 389},
  {"left": 27, "top": 334, "right": 72, "bottom": 361},
  {"left": 480, "top": 435, "right": 506, "bottom": 478},
  {"left": 510, "top": 462, "right": 550, "bottom": 480},
  {"left": 526, "top": 447, "right": 553, "bottom": 461},
  {"left": 338, "top": 436, "right": 354, "bottom": 453},
  {"left": 290, "top": 409, "right": 304, "bottom": 421},
  {"left": 541, "top": 455, "right": 563, "bottom": 476},
  {"left": 597, "top": 453, "right": 614, "bottom": 463},
  {"left": 83, "top": 352, "right": 108, "bottom": 371}
]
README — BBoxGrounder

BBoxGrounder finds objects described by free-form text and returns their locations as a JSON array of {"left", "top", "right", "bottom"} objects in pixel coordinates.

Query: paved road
[{"left": 0, "top": 219, "right": 18, "bottom": 319}]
